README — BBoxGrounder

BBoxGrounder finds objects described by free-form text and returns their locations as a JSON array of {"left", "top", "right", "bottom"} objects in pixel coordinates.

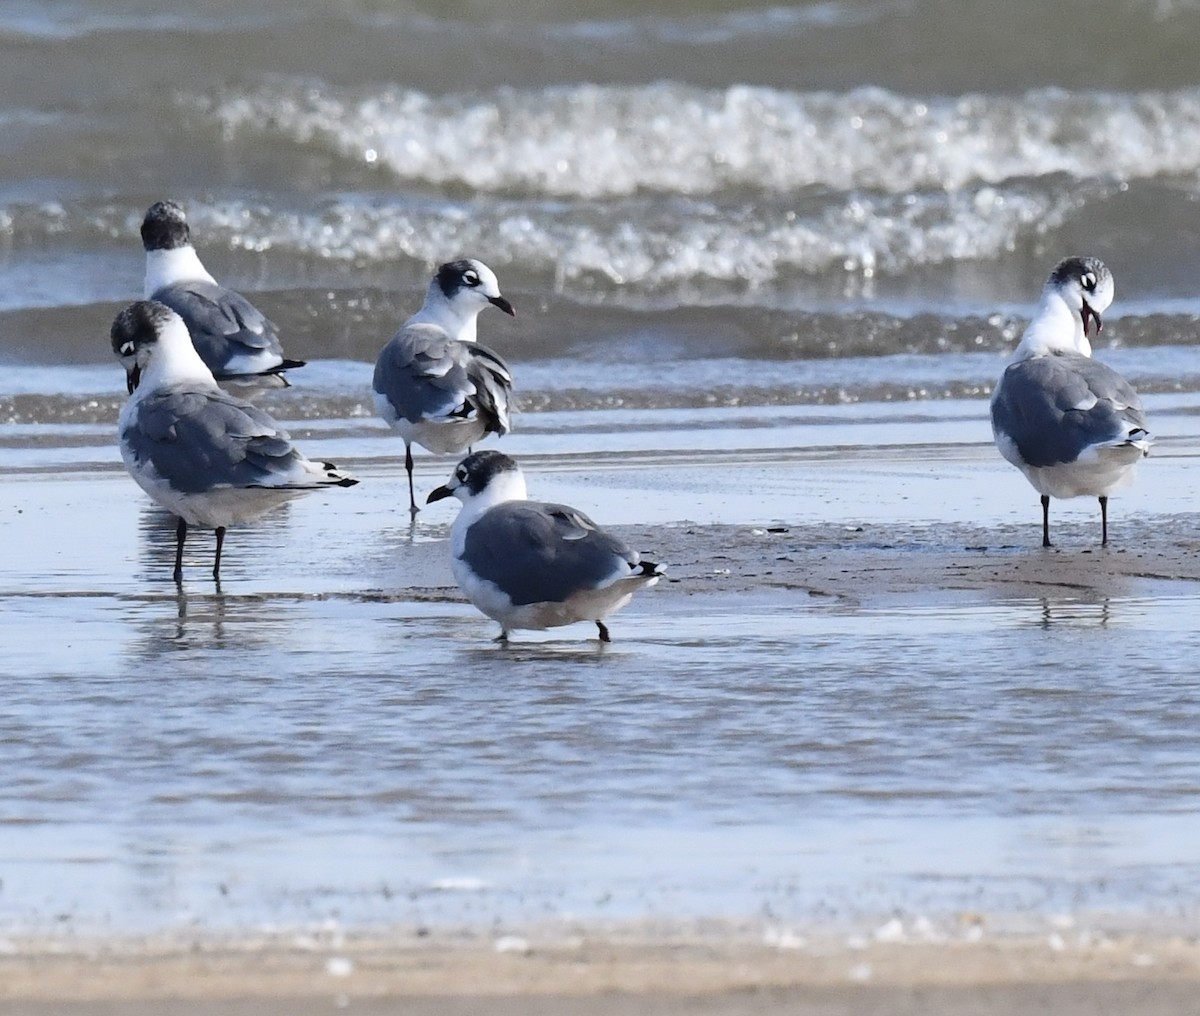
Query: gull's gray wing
[
  {"left": 373, "top": 323, "right": 513, "bottom": 431},
  {"left": 151, "top": 281, "right": 293, "bottom": 377},
  {"left": 122, "top": 386, "right": 306, "bottom": 493},
  {"left": 991, "top": 352, "right": 1149, "bottom": 468},
  {"left": 462, "top": 501, "right": 637, "bottom": 606}
]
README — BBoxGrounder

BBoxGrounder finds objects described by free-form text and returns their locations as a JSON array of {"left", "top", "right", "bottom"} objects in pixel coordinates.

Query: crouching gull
[
  {"left": 990, "top": 256, "right": 1151, "bottom": 547},
  {"left": 427, "top": 451, "right": 663, "bottom": 642},
  {"left": 373, "top": 259, "right": 515, "bottom": 517},
  {"left": 134, "top": 200, "right": 305, "bottom": 388},
  {"left": 112, "top": 300, "right": 358, "bottom": 583}
]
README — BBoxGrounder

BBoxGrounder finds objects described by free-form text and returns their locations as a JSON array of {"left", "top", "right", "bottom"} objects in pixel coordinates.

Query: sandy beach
[{"left": 4, "top": 922, "right": 1200, "bottom": 1014}]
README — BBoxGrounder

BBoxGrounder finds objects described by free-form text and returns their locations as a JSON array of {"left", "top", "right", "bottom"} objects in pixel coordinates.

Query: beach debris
[
  {"left": 763, "top": 927, "right": 807, "bottom": 950},
  {"left": 430, "top": 876, "right": 490, "bottom": 892},
  {"left": 494, "top": 934, "right": 532, "bottom": 955},
  {"left": 873, "top": 916, "right": 906, "bottom": 943},
  {"left": 910, "top": 915, "right": 940, "bottom": 942},
  {"left": 958, "top": 911, "right": 986, "bottom": 943},
  {"left": 325, "top": 956, "right": 355, "bottom": 977}
]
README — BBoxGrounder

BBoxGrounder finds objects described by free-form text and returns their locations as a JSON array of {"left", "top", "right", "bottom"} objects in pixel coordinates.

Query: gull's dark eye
[
  {"left": 1081, "top": 271, "right": 1097, "bottom": 292},
  {"left": 463, "top": 270, "right": 480, "bottom": 287},
  {"left": 456, "top": 466, "right": 468, "bottom": 481},
  {"left": 120, "top": 342, "right": 135, "bottom": 356}
]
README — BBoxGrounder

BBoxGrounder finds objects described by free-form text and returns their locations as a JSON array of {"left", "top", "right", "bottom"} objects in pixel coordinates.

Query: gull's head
[
  {"left": 111, "top": 300, "right": 188, "bottom": 393},
  {"left": 141, "top": 200, "right": 191, "bottom": 252},
  {"left": 1046, "top": 255, "right": 1114, "bottom": 341},
  {"left": 434, "top": 258, "right": 515, "bottom": 318},
  {"left": 427, "top": 449, "right": 527, "bottom": 509}
]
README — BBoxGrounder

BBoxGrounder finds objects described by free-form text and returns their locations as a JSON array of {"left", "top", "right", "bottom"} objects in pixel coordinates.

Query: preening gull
[
  {"left": 990, "top": 256, "right": 1151, "bottom": 547},
  {"left": 373, "top": 259, "right": 515, "bottom": 516}
]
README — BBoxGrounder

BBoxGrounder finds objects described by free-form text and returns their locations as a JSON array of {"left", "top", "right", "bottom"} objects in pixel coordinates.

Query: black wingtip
[
  {"left": 638, "top": 560, "right": 666, "bottom": 577},
  {"left": 319, "top": 462, "right": 360, "bottom": 487}
]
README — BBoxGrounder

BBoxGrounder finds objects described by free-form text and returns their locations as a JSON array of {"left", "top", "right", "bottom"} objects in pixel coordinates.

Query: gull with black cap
[
  {"left": 427, "top": 450, "right": 663, "bottom": 643},
  {"left": 373, "top": 259, "right": 515, "bottom": 517},
  {"left": 990, "top": 256, "right": 1151, "bottom": 547},
  {"left": 113, "top": 299, "right": 357, "bottom": 583},
  {"left": 135, "top": 199, "right": 305, "bottom": 389}
]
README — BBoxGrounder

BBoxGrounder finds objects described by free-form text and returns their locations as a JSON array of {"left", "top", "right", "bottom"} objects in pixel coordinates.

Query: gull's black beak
[
  {"left": 488, "top": 295, "right": 516, "bottom": 316},
  {"left": 1081, "top": 300, "right": 1102, "bottom": 338},
  {"left": 426, "top": 484, "right": 454, "bottom": 504},
  {"left": 126, "top": 364, "right": 141, "bottom": 395}
]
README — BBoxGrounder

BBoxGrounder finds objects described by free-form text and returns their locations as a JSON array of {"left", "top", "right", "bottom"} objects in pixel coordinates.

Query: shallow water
[{"left": 4, "top": 580, "right": 1200, "bottom": 937}]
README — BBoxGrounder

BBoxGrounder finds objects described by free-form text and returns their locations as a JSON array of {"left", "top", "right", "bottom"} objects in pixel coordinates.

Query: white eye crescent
[
  {"left": 120, "top": 342, "right": 135, "bottom": 356},
  {"left": 1081, "top": 272, "right": 1096, "bottom": 292}
]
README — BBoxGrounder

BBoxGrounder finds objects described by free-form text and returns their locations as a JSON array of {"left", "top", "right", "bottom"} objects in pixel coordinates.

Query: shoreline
[{"left": 3, "top": 921, "right": 1200, "bottom": 1010}]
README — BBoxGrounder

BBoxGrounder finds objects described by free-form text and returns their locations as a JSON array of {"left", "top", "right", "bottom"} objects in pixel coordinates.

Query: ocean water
[{"left": 4, "top": 0, "right": 1200, "bottom": 941}]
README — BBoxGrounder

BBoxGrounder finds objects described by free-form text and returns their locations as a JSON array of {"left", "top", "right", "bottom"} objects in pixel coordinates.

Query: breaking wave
[{"left": 199, "top": 80, "right": 1200, "bottom": 198}]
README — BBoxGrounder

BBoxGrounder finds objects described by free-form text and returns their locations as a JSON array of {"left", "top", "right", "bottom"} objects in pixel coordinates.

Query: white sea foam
[
  {"left": 203, "top": 185, "right": 1088, "bottom": 286},
  {"left": 199, "top": 80, "right": 1200, "bottom": 198}
]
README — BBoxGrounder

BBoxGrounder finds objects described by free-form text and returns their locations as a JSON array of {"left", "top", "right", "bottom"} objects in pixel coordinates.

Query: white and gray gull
[
  {"left": 427, "top": 451, "right": 663, "bottom": 643},
  {"left": 373, "top": 259, "right": 515, "bottom": 517},
  {"left": 134, "top": 200, "right": 305, "bottom": 389},
  {"left": 112, "top": 300, "right": 358, "bottom": 583},
  {"left": 990, "top": 256, "right": 1151, "bottom": 547}
]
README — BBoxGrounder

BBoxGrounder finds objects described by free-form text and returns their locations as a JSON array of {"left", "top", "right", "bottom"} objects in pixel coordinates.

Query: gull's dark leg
[
  {"left": 406, "top": 444, "right": 418, "bottom": 517},
  {"left": 494, "top": 628, "right": 509, "bottom": 643},
  {"left": 596, "top": 621, "right": 611, "bottom": 643},
  {"left": 1099, "top": 495, "right": 1109, "bottom": 547},
  {"left": 173, "top": 517, "right": 187, "bottom": 583},
  {"left": 213, "top": 526, "right": 226, "bottom": 581},
  {"left": 1041, "top": 494, "right": 1052, "bottom": 548}
]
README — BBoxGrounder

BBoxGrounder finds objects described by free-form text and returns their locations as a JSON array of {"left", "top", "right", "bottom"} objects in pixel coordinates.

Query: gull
[
  {"left": 990, "top": 256, "right": 1151, "bottom": 547},
  {"left": 373, "top": 259, "right": 515, "bottom": 516},
  {"left": 134, "top": 199, "right": 305, "bottom": 389},
  {"left": 427, "top": 450, "right": 663, "bottom": 643},
  {"left": 112, "top": 300, "right": 358, "bottom": 583}
]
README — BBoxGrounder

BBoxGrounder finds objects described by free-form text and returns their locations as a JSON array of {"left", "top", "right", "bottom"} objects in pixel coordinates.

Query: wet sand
[{"left": 4, "top": 924, "right": 1200, "bottom": 1013}]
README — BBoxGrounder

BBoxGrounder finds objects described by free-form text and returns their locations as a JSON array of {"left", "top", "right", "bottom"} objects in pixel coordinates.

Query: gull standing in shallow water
[
  {"left": 373, "top": 259, "right": 515, "bottom": 517},
  {"left": 990, "top": 256, "right": 1151, "bottom": 547},
  {"left": 427, "top": 451, "right": 664, "bottom": 643},
  {"left": 137, "top": 200, "right": 305, "bottom": 386},
  {"left": 113, "top": 300, "right": 358, "bottom": 583}
]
